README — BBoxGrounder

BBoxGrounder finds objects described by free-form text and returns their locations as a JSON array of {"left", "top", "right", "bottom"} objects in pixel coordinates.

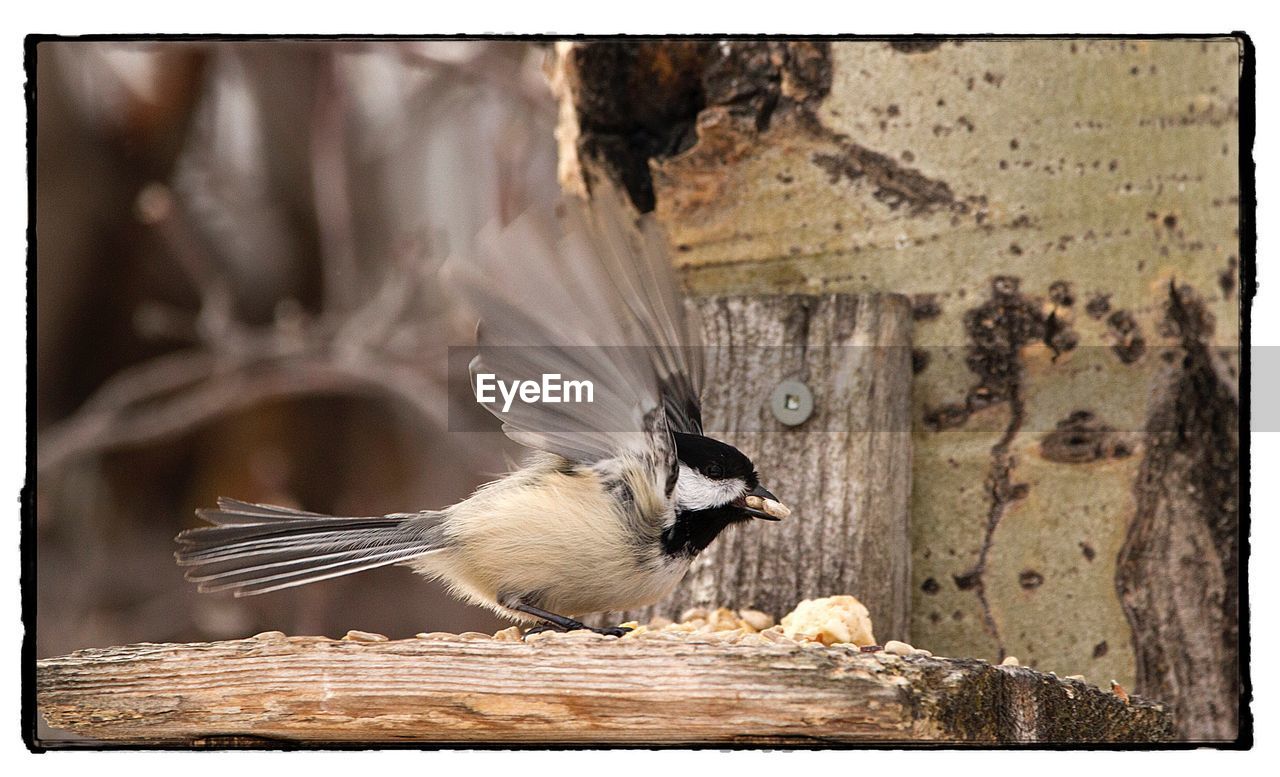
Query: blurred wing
[
  {"left": 582, "top": 185, "right": 704, "bottom": 435},
  {"left": 446, "top": 181, "right": 702, "bottom": 465}
]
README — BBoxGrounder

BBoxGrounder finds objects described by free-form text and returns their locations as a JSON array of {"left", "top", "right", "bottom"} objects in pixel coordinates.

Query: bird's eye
[{"left": 707, "top": 463, "right": 724, "bottom": 479}]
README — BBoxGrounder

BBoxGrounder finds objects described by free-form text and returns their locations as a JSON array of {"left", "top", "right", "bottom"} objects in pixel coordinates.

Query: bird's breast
[{"left": 437, "top": 462, "right": 682, "bottom": 615}]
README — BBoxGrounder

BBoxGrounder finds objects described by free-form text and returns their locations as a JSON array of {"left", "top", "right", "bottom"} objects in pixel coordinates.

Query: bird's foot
[{"left": 521, "top": 622, "right": 632, "bottom": 640}]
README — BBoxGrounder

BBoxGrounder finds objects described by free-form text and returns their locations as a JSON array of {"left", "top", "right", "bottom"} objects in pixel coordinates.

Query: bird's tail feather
[{"left": 175, "top": 498, "right": 446, "bottom": 596}]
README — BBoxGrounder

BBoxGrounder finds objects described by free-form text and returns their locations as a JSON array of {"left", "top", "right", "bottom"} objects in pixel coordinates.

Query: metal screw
[{"left": 770, "top": 379, "right": 814, "bottom": 426}]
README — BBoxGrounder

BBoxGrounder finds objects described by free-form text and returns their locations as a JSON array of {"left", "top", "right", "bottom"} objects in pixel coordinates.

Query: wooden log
[
  {"left": 600, "top": 294, "right": 914, "bottom": 642},
  {"left": 36, "top": 632, "right": 1172, "bottom": 745}
]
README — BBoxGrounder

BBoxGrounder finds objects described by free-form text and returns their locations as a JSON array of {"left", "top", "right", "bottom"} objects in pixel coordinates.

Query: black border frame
[{"left": 21, "top": 31, "right": 1256, "bottom": 752}]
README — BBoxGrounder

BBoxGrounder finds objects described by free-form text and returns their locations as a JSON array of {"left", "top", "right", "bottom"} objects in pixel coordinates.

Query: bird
[{"left": 175, "top": 179, "right": 789, "bottom": 636}]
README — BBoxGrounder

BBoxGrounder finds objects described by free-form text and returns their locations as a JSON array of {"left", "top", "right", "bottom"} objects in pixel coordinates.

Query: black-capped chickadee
[{"left": 176, "top": 182, "right": 789, "bottom": 636}]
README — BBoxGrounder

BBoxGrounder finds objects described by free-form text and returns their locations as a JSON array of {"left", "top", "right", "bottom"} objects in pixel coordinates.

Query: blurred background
[{"left": 35, "top": 40, "right": 562, "bottom": 658}]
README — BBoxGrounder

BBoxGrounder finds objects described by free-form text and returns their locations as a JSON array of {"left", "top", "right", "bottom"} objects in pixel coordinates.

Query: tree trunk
[{"left": 554, "top": 38, "right": 1244, "bottom": 742}]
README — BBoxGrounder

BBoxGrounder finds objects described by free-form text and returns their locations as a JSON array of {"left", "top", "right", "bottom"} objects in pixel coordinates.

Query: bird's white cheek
[{"left": 674, "top": 465, "right": 744, "bottom": 511}]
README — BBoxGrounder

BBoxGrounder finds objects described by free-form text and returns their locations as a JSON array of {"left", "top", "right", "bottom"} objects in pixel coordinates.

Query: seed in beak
[{"left": 743, "top": 494, "right": 791, "bottom": 520}]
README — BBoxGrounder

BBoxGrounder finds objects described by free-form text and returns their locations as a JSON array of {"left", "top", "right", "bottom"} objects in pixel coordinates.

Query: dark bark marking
[
  {"left": 569, "top": 42, "right": 712, "bottom": 211},
  {"left": 566, "top": 41, "right": 832, "bottom": 212},
  {"left": 1106, "top": 309, "right": 1147, "bottom": 364},
  {"left": 923, "top": 402, "right": 971, "bottom": 432},
  {"left": 953, "top": 569, "right": 980, "bottom": 591},
  {"left": 1039, "top": 410, "right": 1132, "bottom": 464},
  {"left": 1019, "top": 570, "right": 1045, "bottom": 590},
  {"left": 1219, "top": 255, "right": 1238, "bottom": 299},
  {"left": 889, "top": 40, "right": 945, "bottom": 54},
  {"left": 1116, "top": 281, "right": 1240, "bottom": 741},
  {"left": 811, "top": 146, "right": 959, "bottom": 216},
  {"left": 923, "top": 279, "right": 1078, "bottom": 437},
  {"left": 926, "top": 276, "right": 1084, "bottom": 659},
  {"left": 1044, "top": 310, "right": 1079, "bottom": 360},
  {"left": 1049, "top": 280, "right": 1075, "bottom": 307},
  {"left": 1085, "top": 293, "right": 1113, "bottom": 320},
  {"left": 911, "top": 293, "right": 942, "bottom": 321}
]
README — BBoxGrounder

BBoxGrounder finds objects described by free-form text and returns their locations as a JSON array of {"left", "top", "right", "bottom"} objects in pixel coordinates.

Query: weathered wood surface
[
  {"left": 599, "top": 294, "right": 913, "bottom": 642},
  {"left": 555, "top": 39, "right": 1244, "bottom": 741},
  {"left": 36, "top": 633, "right": 1172, "bottom": 745}
]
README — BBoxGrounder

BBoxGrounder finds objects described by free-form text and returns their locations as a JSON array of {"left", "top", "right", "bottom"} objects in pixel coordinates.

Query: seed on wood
[
  {"left": 884, "top": 640, "right": 915, "bottom": 656},
  {"left": 342, "top": 630, "right": 388, "bottom": 642},
  {"left": 759, "top": 627, "right": 794, "bottom": 644},
  {"left": 492, "top": 626, "right": 524, "bottom": 642},
  {"left": 737, "top": 609, "right": 775, "bottom": 631}
]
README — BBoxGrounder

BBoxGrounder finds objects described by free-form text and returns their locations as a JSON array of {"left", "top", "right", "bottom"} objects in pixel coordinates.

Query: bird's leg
[{"left": 499, "top": 594, "right": 631, "bottom": 638}]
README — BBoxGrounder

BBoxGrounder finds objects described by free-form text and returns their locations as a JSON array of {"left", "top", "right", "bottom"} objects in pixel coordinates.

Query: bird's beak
[{"left": 740, "top": 484, "right": 791, "bottom": 521}]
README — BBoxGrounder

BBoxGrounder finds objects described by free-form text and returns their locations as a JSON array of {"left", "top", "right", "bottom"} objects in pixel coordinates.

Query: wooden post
[{"left": 602, "top": 293, "right": 914, "bottom": 642}]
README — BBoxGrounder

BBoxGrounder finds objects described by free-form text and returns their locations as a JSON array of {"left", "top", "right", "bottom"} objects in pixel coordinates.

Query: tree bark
[
  {"left": 1116, "top": 283, "right": 1241, "bottom": 743},
  {"left": 598, "top": 294, "right": 914, "bottom": 643},
  {"left": 554, "top": 38, "right": 1244, "bottom": 742},
  {"left": 35, "top": 632, "right": 1172, "bottom": 745}
]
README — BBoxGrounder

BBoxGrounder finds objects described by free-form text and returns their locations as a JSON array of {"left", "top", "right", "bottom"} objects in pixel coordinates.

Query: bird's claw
[
  {"left": 521, "top": 623, "right": 632, "bottom": 640},
  {"left": 521, "top": 624, "right": 559, "bottom": 638}
]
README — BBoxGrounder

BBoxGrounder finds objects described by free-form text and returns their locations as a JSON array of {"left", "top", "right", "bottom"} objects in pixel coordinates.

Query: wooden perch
[{"left": 37, "top": 631, "right": 1172, "bottom": 745}]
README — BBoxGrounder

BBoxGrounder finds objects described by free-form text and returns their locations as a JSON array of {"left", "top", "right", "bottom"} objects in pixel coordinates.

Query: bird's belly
[
  {"left": 444, "top": 534, "right": 689, "bottom": 617},
  {"left": 534, "top": 554, "right": 691, "bottom": 616},
  {"left": 428, "top": 492, "right": 686, "bottom": 617}
]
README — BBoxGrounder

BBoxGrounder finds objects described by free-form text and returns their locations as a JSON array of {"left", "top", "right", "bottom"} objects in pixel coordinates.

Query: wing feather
[{"left": 446, "top": 180, "right": 703, "bottom": 465}]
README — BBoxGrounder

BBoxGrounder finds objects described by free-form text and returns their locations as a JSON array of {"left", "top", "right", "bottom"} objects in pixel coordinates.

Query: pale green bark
[{"left": 557, "top": 38, "right": 1242, "bottom": 741}]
